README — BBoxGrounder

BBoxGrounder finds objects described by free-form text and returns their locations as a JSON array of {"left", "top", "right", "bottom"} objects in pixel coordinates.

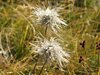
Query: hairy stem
[
  {"left": 38, "top": 58, "right": 48, "bottom": 75},
  {"left": 45, "top": 25, "right": 48, "bottom": 37},
  {"left": 32, "top": 55, "right": 39, "bottom": 74}
]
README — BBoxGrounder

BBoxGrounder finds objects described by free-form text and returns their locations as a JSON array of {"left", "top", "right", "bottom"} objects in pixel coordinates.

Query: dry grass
[{"left": 0, "top": 0, "right": 100, "bottom": 75}]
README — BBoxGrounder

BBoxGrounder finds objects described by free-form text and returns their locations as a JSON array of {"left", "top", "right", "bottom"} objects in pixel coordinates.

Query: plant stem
[
  {"left": 45, "top": 0, "right": 48, "bottom": 8},
  {"left": 45, "top": 25, "right": 48, "bottom": 37},
  {"left": 32, "top": 55, "right": 39, "bottom": 74},
  {"left": 38, "top": 58, "right": 48, "bottom": 75}
]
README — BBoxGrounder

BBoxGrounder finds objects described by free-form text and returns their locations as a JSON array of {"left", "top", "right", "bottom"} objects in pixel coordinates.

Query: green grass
[{"left": 0, "top": 0, "right": 100, "bottom": 75}]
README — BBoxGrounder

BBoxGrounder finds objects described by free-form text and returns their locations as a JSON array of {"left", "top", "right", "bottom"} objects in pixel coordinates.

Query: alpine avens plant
[
  {"left": 34, "top": 7, "right": 67, "bottom": 32},
  {"left": 35, "top": 38, "right": 70, "bottom": 69}
]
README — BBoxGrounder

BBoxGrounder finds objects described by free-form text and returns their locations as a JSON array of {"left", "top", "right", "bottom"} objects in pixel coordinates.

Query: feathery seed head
[
  {"left": 34, "top": 38, "right": 70, "bottom": 69},
  {"left": 34, "top": 7, "right": 67, "bottom": 32}
]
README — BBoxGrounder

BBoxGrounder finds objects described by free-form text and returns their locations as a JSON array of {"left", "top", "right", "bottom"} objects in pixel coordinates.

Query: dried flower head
[
  {"left": 34, "top": 38, "right": 70, "bottom": 69},
  {"left": 34, "top": 7, "right": 67, "bottom": 32},
  {"left": 96, "top": 42, "right": 100, "bottom": 50},
  {"left": 79, "top": 56, "right": 84, "bottom": 63},
  {"left": 80, "top": 40, "right": 85, "bottom": 49}
]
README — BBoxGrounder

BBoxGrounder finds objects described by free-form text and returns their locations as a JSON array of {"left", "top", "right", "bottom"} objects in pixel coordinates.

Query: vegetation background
[{"left": 0, "top": 0, "right": 100, "bottom": 75}]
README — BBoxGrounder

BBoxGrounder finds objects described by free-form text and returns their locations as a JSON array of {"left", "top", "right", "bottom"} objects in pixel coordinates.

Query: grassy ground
[{"left": 0, "top": 0, "right": 100, "bottom": 75}]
